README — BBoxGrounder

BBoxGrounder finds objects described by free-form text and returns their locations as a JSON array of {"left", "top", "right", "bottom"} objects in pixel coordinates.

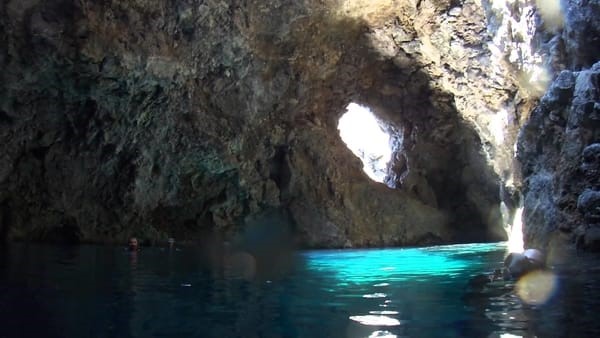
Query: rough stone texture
[
  {"left": 562, "top": 0, "right": 600, "bottom": 70},
  {"left": 518, "top": 62, "right": 600, "bottom": 251},
  {"left": 0, "top": 0, "right": 544, "bottom": 247},
  {"left": 581, "top": 143, "right": 600, "bottom": 182},
  {"left": 577, "top": 189, "right": 600, "bottom": 224},
  {"left": 513, "top": 0, "right": 600, "bottom": 254}
]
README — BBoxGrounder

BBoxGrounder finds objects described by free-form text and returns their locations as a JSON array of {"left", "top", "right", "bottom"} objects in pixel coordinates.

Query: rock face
[
  {"left": 517, "top": 0, "right": 600, "bottom": 253},
  {"left": 0, "top": 0, "right": 548, "bottom": 247},
  {"left": 519, "top": 63, "right": 600, "bottom": 251}
]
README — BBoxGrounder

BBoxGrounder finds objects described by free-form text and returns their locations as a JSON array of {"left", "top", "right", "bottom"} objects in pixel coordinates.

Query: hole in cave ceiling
[{"left": 337, "top": 102, "right": 392, "bottom": 183}]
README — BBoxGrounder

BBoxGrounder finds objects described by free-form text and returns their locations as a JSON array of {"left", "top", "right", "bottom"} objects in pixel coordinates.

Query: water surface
[{"left": 0, "top": 242, "right": 598, "bottom": 337}]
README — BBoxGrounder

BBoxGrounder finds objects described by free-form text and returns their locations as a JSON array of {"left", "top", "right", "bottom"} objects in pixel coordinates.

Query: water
[{"left": 0, "top": 242, "right": 599, "bottom": 338}]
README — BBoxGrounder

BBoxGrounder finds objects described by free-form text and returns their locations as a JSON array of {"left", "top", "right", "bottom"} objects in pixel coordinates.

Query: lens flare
[
  {"left": 536, "top": 0, "right": 564, "bottom": 31},
  {"left": 516, "top": 270, "right": 558, "bottom": 305}
]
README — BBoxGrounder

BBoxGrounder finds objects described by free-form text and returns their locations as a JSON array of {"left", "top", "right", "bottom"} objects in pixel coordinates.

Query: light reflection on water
[
  {"left": 0, "top": 242, "right": 599, "bottom": 338},
  {"left": 304, "top": 246, "right": 469, "bottom": 283}
]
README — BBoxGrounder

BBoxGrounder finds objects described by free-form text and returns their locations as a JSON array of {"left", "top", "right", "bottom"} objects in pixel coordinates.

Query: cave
[
  {"left": 2, "top": 0, "right": 600, "bottom": 336},
  {"left": 0, "top": 0, "right": 516, "bottom": 248}
]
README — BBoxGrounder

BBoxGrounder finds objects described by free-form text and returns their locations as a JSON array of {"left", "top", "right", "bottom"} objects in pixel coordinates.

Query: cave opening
[{"left": 337, "top": 102, "right": 392, "bottom": 183}]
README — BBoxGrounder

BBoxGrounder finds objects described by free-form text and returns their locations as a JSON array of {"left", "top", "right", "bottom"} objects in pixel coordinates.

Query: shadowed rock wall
[{"left": 0, "top": 0, "right": 531, "bottom": 247}]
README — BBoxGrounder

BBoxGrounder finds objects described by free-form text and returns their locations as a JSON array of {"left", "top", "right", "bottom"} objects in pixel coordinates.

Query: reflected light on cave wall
[
  {"left": 489, "top": 0, "right": 564, "bottom": 98},
  {"left": 490, "top": 108, "right": 508, "bottom": 145},
  {"left": 536, "top": 0, "right": 564, "bottom": 31},
  {"left": 338, "top": 103, "right": 392, "bottom": 183}
]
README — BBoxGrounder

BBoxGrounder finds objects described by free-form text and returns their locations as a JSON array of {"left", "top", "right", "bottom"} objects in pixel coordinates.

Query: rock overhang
[{"left": 0, "top": 0, "right": 535, "bottom": 247}]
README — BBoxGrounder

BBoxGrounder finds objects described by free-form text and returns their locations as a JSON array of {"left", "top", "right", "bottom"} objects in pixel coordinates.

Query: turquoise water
[{"left": 0, "top": 242, "right": 599, "bottom": 337}]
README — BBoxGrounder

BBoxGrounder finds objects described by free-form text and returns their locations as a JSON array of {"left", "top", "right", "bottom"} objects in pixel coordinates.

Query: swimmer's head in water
[{"left": 128, "top": 237, "right": 139, "bottom": 251}]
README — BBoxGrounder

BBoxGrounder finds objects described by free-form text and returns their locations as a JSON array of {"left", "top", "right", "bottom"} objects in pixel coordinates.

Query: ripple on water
[{"left": 349, "top": 315, "right": 403, "bottom": 326}]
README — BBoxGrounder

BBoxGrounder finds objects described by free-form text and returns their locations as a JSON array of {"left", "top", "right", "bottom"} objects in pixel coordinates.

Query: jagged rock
[
  {"left": 519, "top": 55, "right": 600, "bottom": 249},
  {"left": 547, "top": 70, "right": 576, "bottom": 108},
  {"left": 577, "top": 189, "right": 600, "bottom": 223},
  {"left": 521, "top": 172, "right": 561, "bottom": 246},
  {"left": 563, "top": 0, "right": 600, "bottom": 69},
  {"left": 581, "top": 143, "right": 600, "bottom": 181}
]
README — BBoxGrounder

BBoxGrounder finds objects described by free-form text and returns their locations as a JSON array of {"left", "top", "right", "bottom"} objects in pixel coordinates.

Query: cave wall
[
  {"left": 0, "top": 0, "right": 536, "bottom": 247},
  {"left": 517, "top": 0, "right": 600, "bottom": 254}
]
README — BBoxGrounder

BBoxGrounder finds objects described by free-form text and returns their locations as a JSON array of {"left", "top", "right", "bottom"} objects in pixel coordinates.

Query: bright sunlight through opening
[
  {"left": 507, "top": 207, "right": 525, "bottom": 253},
  {"left": 338, "top": 103, "right": 392, "bottom": 183}
]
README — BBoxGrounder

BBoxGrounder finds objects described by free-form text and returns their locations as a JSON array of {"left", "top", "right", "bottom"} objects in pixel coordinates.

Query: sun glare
[
  {"left": 489, "top": 0, "right": 559, "bottom": 98},
  {"left": 507, "top": 207, "right": 525, "bottom": 253},
  {"left": 338, "top": 103, "right": 392, "bottom": 183}
]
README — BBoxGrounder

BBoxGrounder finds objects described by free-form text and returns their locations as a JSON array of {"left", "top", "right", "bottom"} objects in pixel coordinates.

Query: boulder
[
  {"left": 504, "top": 252, "right": 537, "bottom": 279},
  {"left": 523, "top": 248, "right": 545, "bottom": 267}
]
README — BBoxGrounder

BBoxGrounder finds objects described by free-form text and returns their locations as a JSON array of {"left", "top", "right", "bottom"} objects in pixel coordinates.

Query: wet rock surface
[{"left": 0, "top": 0, "right": 554, "bottom": 247}]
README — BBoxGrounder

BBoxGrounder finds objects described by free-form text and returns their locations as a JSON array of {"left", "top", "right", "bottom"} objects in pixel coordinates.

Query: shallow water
[{"left": 0, "top": 242, "right": 598, "bottom": 338}]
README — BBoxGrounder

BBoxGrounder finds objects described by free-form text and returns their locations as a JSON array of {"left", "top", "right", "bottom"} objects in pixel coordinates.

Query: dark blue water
[{"left": 0, "top": 242, "right": 599, "bottom": 338}]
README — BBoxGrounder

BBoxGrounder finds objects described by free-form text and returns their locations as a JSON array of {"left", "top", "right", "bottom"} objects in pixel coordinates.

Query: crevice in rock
[{"left": 269, "top": 145, "right": 291, "bottom": 196}]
